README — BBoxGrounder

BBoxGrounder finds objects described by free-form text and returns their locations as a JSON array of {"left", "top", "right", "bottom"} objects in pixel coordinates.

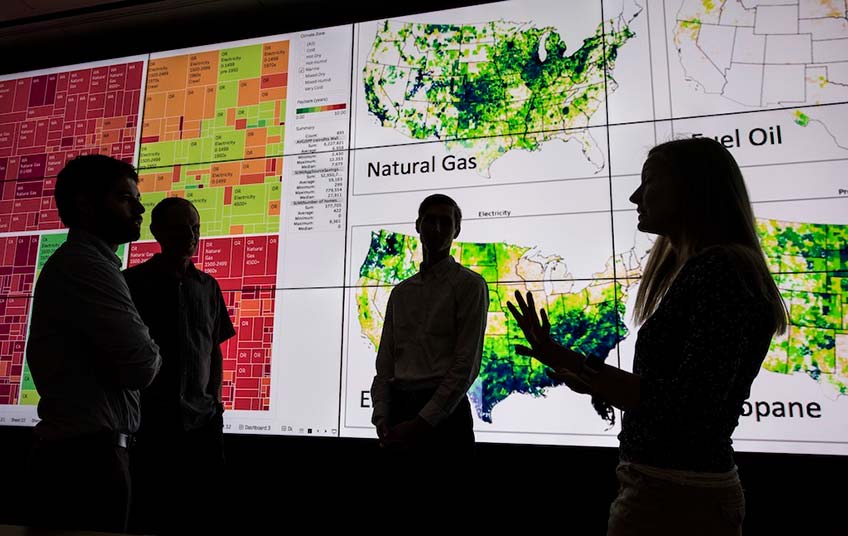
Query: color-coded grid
[
  {"left": 18, "top": 233, "right": 69, "bottom": 405},
  {"left": 137, "top": 158, "right": 281, "bottom": 239},
  {"left": 0, "top": 61, "right": 145, "bottom": 232},
  {"left": 295, "top": 103, "right": 346, "bottom": 114},
  {"left": 220, "top": 286, "right": 274, "bottom": 411},
  {"left": 199, "top": 235, "right": 276, "bottom": 411},
  {"left": 17, "top": 232, "right": 121, "bottom": 406},
  {"left": 0, "top": 236, "right": 38, "bottom": 297},
  {"left": 0, "top": 296, "right": 30, "bottom": 405},
  {"left": 138, "top": 41, "right": 289, "bottom": 169},
  {"left": 137, "top": 42, "right": 288, "bottom": 240},
  {"left": 0, "top": 236, "right": 37, "bottom": 405},
  {"left": 128, "top": 234, "right": 277, "bottom": 411}
]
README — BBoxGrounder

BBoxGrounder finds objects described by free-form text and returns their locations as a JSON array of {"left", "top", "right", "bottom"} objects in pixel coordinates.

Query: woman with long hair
[{"left": 509, "top": 137, "right": 787, "bottom": 535}]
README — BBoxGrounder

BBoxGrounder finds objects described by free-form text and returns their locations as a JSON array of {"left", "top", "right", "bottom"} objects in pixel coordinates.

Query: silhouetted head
[
  {"left": 629, "top": 137, "right": 758, "bottom": 250},
  {"left": 54, "top": 154, "right": 144, "bottom": 248},
  {"left": 415, "top": 193, "right": 461, "bottom": 255},
  {"left": 150, "top": 197, "right": 200, "bottom": 260},
  {"left": 631, "top": 137, "right": 787, "bottom": 335}
]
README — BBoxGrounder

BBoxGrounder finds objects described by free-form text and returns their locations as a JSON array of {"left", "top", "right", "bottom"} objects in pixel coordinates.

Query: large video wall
[{"left": 1, "top": 0, "right": 845, "bottom": 455}]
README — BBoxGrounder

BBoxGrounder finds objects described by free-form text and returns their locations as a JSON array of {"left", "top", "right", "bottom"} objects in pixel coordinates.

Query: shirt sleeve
[
  {"left": 370, "top": 289, "right": 396, "bottom": 425},
  {"left": 214, "top": 283, "right": 237, "bottom": 344},
  {"left": 65, "top": 257, "right": 161, "bottom": 390},
  {"left": 209, "top": 283, "right": 236, "bottom": 403},
  {"left": 419, "top": 274, "right": 489, "bottom": 427},
  {"left": 638, "top": 253, "right": 757, "bottom": 428}
]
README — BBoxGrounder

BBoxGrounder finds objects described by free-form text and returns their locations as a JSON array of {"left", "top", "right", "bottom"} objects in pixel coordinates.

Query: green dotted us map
[
  {"left": 361, "top": 10, "right": 637, "bottom": 173},
  {"left": 350, "top": 217, "right": 848, "bottom": 425},
  {"left": 354, "top": 229, "right": 643, "bottom": 422}
]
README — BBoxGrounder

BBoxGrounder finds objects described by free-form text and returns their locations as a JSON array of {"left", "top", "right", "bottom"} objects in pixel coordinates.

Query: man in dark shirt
[
  {"left": 123, "top": 196, "right": 236, "bottom": 534},
  {"left": 26, "top": 155, "right": 162, "bottom": 533}
]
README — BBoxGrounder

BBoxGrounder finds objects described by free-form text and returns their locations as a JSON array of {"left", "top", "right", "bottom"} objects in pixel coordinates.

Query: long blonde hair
[{"left": 632, "top": 138, "right": 787, "bottom": 335}]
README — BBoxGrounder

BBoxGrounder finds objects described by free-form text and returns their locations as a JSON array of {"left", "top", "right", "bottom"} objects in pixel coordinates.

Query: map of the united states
[
  {"left": 363, "top": 8, "right": 639, "bottom": 175},
  {"left": 355, "top": 230, "right": 644, "bottom": 422},
  {"left": 674, "top": 0, "right": 848, "bottom": 147},
  {"left": 355, "top": 218, "right": 847, "bottom": 421}
]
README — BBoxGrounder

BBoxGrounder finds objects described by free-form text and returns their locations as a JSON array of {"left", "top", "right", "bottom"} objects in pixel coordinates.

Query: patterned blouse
[{"left": 618, "top": 248, "right": 775, "bottom": 472}]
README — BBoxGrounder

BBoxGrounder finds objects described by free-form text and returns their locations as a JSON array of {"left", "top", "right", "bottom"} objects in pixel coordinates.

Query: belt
[
  {"left": 115, "top": 432, "right": 134, "bottom": 449},
  {"left": 35, "top": 430, "right": 135, "bottom": 449}
]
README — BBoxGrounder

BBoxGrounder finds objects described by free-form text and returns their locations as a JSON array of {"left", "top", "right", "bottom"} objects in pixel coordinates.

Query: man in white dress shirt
[{"left": 370, "top": 193, "right": 489, "bottom": 462}]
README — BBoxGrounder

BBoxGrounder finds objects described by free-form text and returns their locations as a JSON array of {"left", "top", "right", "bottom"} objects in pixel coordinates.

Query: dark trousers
[
  {"left": 385, "top": 388, "right": 475, "bottom": 461},
  {"left": 377, "top": 389, "right": 475, "bottom": 510},
  {"left": 129, "top": 414, "right": 225, "bottom": 535},
  {"left": 607, "top": 463, "right": 745, "bottom": 536},
  {"left": 26, "top": 431, "right": 132, "bottom": 533}
]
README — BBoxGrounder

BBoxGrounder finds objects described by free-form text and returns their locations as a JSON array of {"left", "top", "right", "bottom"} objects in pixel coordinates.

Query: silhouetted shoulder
[
  {"left": 38, "top": 242, "right": 122, "bottom": 292},
  {"left": 680, "top": 246, "right": 736, "bottom": 275},
  {"left": 45, "top": 240, "right": 110, "bottom": 270},
  {"left": 671, "top": 245, "right": 768, "bottom": 305},
  {"left": 456, "top": 263, "right": 487, "bottom": 288},
  {"left": 392, "top": 273, "right": 418, "bottom": 293},
  {"left": 195, "top": 268, "right": 224, "bottom": 290},
  {"left": 121, "top": 259, "right": 153, "bottom": 281}
]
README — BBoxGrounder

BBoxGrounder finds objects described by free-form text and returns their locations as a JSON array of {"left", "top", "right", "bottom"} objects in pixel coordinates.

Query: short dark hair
[
  {"left": 417, "top": 193, "right": 462, "bottom": 224},
  {"left": 150, "top": 196, "right": 198, "bottom": 228},
  {"left": 54, "top": 155, "right": 138, "bottom": 227}
]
